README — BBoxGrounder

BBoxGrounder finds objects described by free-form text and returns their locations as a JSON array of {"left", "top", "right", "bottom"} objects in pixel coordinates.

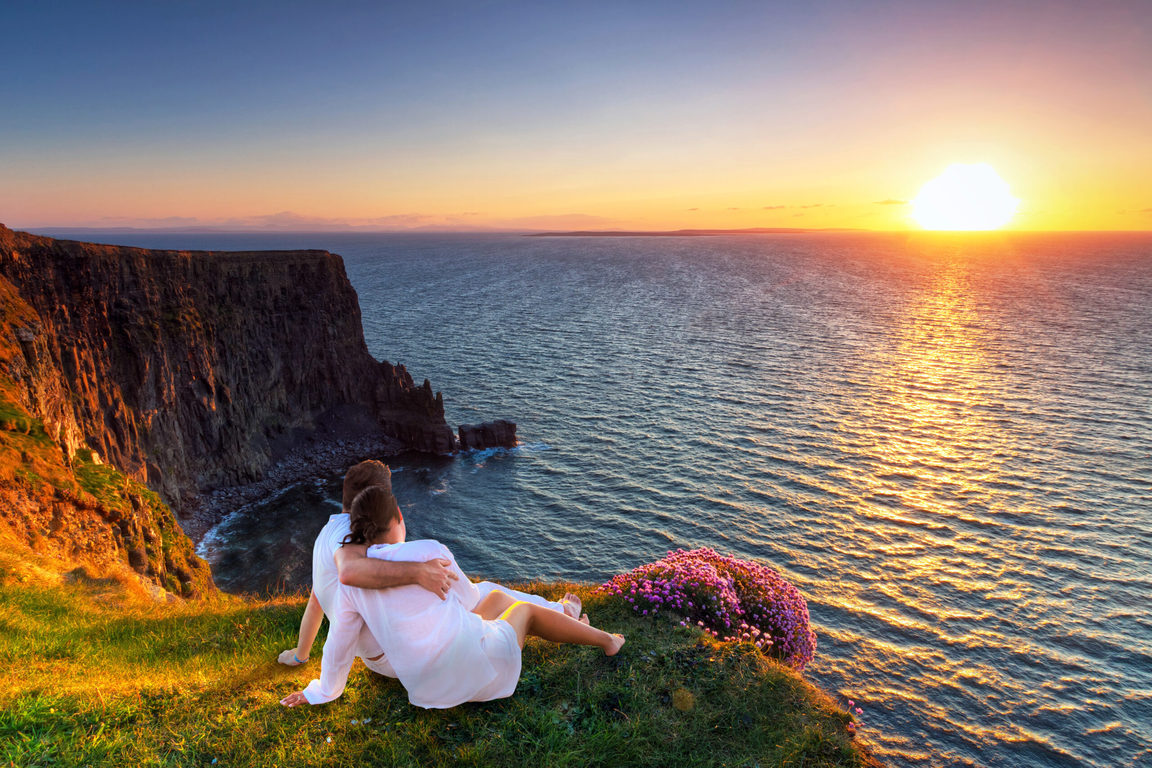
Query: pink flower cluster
[{"left": 599, "top": 548, "right": 817, "bottom": 670}]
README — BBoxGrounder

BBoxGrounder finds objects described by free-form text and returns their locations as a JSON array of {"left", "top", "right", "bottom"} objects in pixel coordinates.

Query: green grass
[
  {"left": 73, "top": 453, "right": 141, "bottom": 514},
  {"left": 0, "top": 400, "right": 48, "bottom": 440},
  {"left": 0, "top": 558, "right": 875, "bottom": 768}
]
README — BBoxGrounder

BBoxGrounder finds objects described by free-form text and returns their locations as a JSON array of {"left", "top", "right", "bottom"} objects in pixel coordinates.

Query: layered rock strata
[
  {"left": 0, "top": 224, "right": 456, "bottom": 517},
  {"left": 0, "top": 272, "right": 212, "bottom": 596}
]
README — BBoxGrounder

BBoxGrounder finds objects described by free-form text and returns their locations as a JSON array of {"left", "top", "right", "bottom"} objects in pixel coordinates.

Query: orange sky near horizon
[{"left": 7, "top": 146, "right": 1146, "bottom": 233}]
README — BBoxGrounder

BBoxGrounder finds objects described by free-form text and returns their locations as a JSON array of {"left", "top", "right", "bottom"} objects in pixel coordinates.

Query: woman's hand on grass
[{"left": 280, "top": 691, "right": 309, "bottom": 707}]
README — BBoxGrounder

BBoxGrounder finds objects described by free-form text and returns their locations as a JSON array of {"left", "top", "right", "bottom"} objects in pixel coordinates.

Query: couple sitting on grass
[{"left": 279, "top": 460, "right": 624, "bottom": 710}]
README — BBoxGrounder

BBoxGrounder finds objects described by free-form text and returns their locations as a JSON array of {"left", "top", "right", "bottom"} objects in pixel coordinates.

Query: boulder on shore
[{"left": 458, "top": 420, "right": 517, "bottom": 450}]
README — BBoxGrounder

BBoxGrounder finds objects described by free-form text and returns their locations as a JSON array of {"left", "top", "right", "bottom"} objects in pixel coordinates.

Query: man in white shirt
[{"left": 278, "top": 460, "right": 580, "bottom": 674}]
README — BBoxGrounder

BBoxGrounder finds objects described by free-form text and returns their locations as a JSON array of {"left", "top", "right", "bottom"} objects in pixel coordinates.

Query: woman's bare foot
[
  {"left": 604, "top": 633, "right": 626, "bottom": 656},
  {"left": 561, "top": 593, "right": 582, "bottom": 619},
  {"left": 579, "top": 613, "right": 590, "bottom": 625}
]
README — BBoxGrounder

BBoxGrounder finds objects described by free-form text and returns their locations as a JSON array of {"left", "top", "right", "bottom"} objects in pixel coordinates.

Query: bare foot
[
  {"left": 561, "top": 593, "right": 582, "bottom": 619},
  {"left": 604, "top": 633, "right": 626, "bottom": 656},
  {"left": 579, "top": 613, "right": 590, "bottom": 625}
]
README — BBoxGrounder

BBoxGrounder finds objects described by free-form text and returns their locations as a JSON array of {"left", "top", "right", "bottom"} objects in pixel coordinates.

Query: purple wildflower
[{"left": 597, "top": 548, "right": 818, "bottom": 670}]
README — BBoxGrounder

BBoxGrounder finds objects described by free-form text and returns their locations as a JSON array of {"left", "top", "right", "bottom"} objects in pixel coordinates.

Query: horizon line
[{"left": 11, "top": 224, "right": 1152, "bottom": 237}]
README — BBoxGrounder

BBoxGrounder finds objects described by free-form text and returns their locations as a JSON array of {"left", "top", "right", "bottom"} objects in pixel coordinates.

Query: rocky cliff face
[
  {"left": 0, "top": 225, "right": 456, "bottom": 517},
  {"left": 0, "top": 269, "right": 212, "bottom": 597}
]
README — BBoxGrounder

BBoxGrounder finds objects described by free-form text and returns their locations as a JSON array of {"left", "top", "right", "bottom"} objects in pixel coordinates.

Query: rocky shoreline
[
  {"left": 180, "top": 416, "right": 519, "bottom": 543},
  {"left": 178, "top": 432, "right": 405, "bottom": 543}
]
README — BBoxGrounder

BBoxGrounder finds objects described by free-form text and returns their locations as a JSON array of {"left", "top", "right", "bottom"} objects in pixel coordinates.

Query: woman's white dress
[{"left": 302, "top": 539, "right": 523, "bottom": 709}]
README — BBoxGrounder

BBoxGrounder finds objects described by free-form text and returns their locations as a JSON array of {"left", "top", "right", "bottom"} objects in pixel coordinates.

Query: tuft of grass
[
  {"left": 0, "top": 402, "right": 76, "bottom": 493},
  {"left": 72, "top": 452, "right": 145, "bottom": 515},
  {"left": 0, "top": 567, "right": 877, "bottom": 767}
]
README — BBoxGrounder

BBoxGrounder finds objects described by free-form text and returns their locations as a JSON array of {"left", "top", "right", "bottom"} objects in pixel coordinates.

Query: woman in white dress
[{"left": 280, "top": 486, "right": 625, "bottom": 710}]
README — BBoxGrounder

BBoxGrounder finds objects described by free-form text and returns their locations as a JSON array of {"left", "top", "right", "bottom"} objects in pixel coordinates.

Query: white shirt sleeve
[{"left": 302, "top": 589, "right": 364, "bottom": 705}]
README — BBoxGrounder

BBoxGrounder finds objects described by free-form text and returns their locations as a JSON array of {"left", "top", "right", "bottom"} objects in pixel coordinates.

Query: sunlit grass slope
[{"left": 1, "top": 559, "right": 876, "bottom": 768}]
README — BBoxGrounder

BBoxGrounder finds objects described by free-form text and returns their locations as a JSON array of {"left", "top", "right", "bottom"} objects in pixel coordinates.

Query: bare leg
[
  {"left": 473, "top": 589, "right": 518, "bottom": 619},
  {"left": 474, "top": 580, "right": 572, "bottom": 616},
  {"left": 473, "top": 591, "right": 624, "bottom": 655}
]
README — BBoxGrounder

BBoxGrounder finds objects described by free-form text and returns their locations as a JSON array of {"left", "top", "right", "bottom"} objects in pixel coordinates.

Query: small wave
[
  {"left": 464, "top": 447, "right": 506, "bottom": 466},
  {"left": 195, "top": 481, "right": 307, "bottom": 558}
]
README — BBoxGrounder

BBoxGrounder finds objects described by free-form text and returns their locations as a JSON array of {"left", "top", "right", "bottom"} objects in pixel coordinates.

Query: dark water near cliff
[{"left": 74, "top": 230, "right": 1152, "bottom": 768}]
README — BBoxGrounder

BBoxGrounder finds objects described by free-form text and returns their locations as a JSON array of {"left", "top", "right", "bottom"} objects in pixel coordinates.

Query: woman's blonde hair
[{"left": 341, "top": 485, "right": 401, "bottom": 547}]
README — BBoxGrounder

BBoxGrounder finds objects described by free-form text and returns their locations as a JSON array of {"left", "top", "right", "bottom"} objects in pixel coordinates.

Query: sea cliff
[{"left": 0, "top": 224, "right": 463, "bottom": 594}]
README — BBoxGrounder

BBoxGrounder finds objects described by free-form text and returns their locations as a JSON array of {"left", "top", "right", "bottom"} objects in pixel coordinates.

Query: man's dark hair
[{"left": 341, "top": 460, "right": 391, "bottom": 511}]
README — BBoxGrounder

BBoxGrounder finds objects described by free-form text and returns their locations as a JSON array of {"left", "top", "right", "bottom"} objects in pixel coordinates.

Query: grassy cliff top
[{"left": 1, "top": 552, "right": 877, "bottom": 768}]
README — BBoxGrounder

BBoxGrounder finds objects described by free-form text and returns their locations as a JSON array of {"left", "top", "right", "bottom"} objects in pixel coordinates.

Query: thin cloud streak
[{"left": 26, "top": 210, "right": 615, "bottom": 232}]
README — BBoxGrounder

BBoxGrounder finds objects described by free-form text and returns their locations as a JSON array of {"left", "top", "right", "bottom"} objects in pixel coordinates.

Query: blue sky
[{"left": 2, "top": 1, "right": 1149, "bottom": 230}]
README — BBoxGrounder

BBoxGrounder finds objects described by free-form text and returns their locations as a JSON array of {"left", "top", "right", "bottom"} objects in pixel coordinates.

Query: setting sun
[{"left": 910, "top": 163, "right": 1020, "bottom": 231}]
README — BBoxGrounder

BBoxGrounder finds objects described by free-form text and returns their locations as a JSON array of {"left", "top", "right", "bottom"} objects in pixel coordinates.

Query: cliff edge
[
  {"left": 0, "top": 225, "right": 456, "bottom": 509},
  {"left": 0, "top": 224, "right": 465, "bottom": 595}
]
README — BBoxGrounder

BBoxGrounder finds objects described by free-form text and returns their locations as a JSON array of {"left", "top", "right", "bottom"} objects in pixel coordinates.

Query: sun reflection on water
[
  {"left": 797, "top": 250, "right": 1073, "bottom": 758},
  {"left": 854, "top": 257, "right": 1016, "bottom": 526}
]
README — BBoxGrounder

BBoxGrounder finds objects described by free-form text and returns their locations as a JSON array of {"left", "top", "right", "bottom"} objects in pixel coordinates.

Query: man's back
[{"left": 311, "top": 513, "right": 351, "bottom": 616}]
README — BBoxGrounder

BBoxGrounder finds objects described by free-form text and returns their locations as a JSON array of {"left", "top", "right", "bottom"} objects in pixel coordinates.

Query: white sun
[{"left": 910, "top": 163, "right": 1019, "bottom": 231}]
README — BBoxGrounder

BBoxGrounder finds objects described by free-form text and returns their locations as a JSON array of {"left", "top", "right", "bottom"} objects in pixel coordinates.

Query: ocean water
[{"left": 74, "top": 230, "right": 1151, "bottom": 767}]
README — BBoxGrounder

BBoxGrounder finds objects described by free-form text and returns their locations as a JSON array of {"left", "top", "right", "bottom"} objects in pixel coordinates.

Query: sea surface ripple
[{"left": 110, "top": 230, "right": 1151, "bottom": 768}]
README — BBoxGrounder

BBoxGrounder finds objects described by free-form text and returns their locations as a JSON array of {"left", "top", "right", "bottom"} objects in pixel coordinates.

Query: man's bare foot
[
  {"left": 605, "top": 633, "right": 626, "bottom": 656},
  {"left": 579, "top": 613, "right": 590, "bottom": 625},
  {"left": 561, "top": 593, "right": 582, "bottom": 619}
]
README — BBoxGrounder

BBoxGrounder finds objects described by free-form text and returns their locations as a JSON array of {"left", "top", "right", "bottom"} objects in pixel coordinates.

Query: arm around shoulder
[
  {"left": 335, "top": 544, "right": 442, "bottom": 590},
  {"left": 334, "top": 542, "right": 458, "bottom": 597}
]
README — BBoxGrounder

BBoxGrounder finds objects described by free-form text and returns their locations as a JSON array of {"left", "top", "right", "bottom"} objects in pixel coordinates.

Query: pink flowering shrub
[{"left": 598, "top": 548, "right": 817, "bottom": 670}]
